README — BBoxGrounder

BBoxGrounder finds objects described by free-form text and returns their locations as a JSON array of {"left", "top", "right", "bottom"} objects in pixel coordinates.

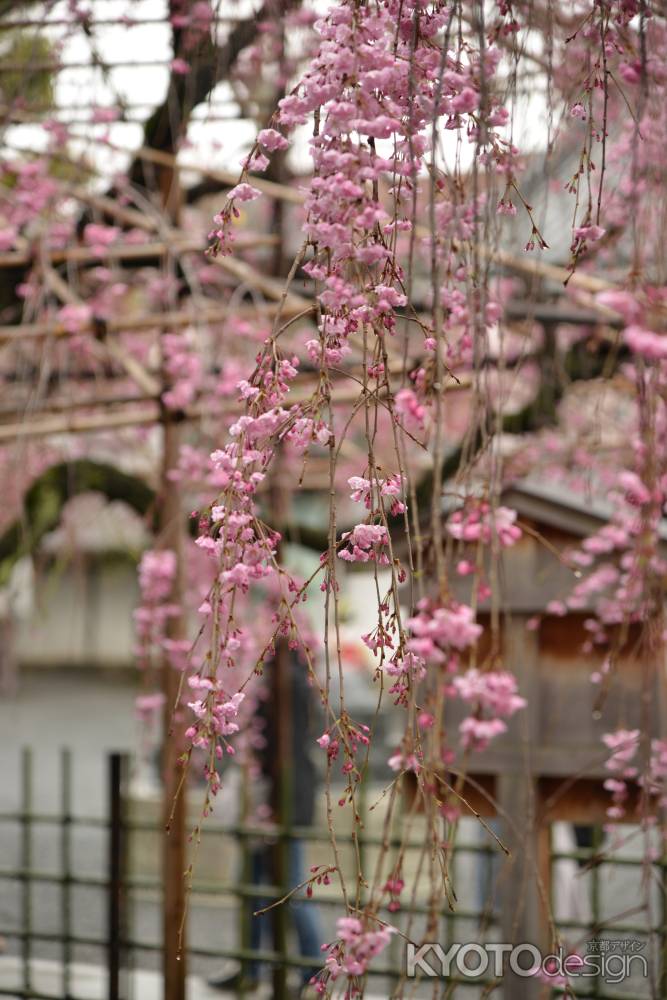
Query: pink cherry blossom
[
  {"left": 227, "top": 182, "right": 262, "bottom": 202},
  {"left": 257, "top": 128, "right": 289, "bottom": 152}
]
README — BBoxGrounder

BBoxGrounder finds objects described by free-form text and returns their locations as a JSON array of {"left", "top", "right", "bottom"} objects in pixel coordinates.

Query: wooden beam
[
  {"left": 88, "top": 139, "right": 308, "bottom": 205},
  {"left": 0, "top": 405, "right": 161, "bottom": 440},
  {"left": 0, "top": 365, "right": 470, "bottom": 442},
  {"left": 0, "top": 232, "right": 279, "bottom": 270},
  {"left": 214, "top": 254, "right": 311, "bottom": 310},
  {"left": 0, "top": 299, "right": 308, "bottom": 345}
]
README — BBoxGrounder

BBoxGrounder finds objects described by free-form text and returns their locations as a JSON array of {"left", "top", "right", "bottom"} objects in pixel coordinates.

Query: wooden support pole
[
  {"left": 270, "top": 637, "right": 291, "bottom": 1000},
  {"left": 268, "top": 444, "right": 291, "bottom": 1000},
  {"left": 160, "top": 404, "right": 188, "bottom": 1000},
  {"left": 157, "top": 127, "right": 187, "bottom": 1000},
  {"left": 496, "top": 618, "right": 547, "bottom": 1000}
]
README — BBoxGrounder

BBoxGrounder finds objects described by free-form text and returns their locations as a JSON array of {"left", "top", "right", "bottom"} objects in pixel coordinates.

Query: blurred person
[{"left": 208, "top": 648, "right": 324, "bottom": 998}]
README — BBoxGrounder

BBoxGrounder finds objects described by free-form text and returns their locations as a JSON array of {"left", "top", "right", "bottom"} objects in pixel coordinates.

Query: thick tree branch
[{"left": 127, "top": 2, "right": 296, "bottom": 192}]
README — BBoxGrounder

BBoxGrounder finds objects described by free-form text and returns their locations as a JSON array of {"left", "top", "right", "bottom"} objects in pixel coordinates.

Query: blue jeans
[{"left": 245, "top": 838, "right": 323, "bottom": 985}]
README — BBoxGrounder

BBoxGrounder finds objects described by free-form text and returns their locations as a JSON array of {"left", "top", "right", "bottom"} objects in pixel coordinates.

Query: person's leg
[
  {"left": 246, "top": 846, "right": 270, "bottom": 982},
  {"left": 287, "top": 838, "right": 324, "bottom": 985},
  {"left": 208, "top": 846, "right": 267, "bottom": 990}
]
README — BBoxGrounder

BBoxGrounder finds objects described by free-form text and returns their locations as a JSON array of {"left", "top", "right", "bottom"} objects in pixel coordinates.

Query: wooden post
[
  {"left": 108, "top": 753, "right": 127, "bottom": 1000},
  {"left": 160, "top": 405, "right": 188, "bottom": 1000},
  {"left": 270, "top": 637, "right": 291, "bottom": 1000},
  {"left": 156, "top": 96, "right": 187, "bottom": 1000},
  {"left": 268, "top": 446, "right": 291, "bottom": 999},
  {"left": 496, "top": 617, "right": 547, "bottom": 1000},
  {"left": 264, "top": 78, "right": 293, "bottom": 993}
]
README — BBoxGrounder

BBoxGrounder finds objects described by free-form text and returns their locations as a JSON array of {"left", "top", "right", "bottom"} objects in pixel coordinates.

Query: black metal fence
[
  {"left": 0, "top": 750, "right": 129, "bottom": 1000},
  {"left": 0, "top": 748, "right": 503, "bottom": 998},
  {"left": 0, "top": 749, "right": 664, "bottom": 999}
]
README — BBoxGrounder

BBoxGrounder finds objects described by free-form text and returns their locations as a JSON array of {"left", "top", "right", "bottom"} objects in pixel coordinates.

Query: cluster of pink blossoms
[
  {"left": 271, "top": 0, "right": 506, "bottom": 373},
  {"left": 338, "top": 523, "right": 389, "bottom": 564},
  {"left": 385, "top": 650, "right": 426, "bottom": 691},
  {"left": 598, "top": 285, "right": 667, "bottom": 367},
  {"left": 383, "top": 605, "right": 526, "bottom": 758},
  {"left": 447, "top": 501, "right": 522, "bottom": 548},
  {"left": 323, "top": 917, "right": 394, "bottom": 984},
  {"left": 186, "top": 349, "right": 322, "bottom": 750},
  {"left": 137, "top": 549, "right": 176, "bottom": 604},
  {"left": 571, "top": 475, "right": 665, "bottom": 637},
  {"left": 602, "top": 730, "right": 667, "bottom": 824},
  {"left": 57, "top": 303, "right": 92, "bottom": 335},
  {"left": 185, "top": 679, "right": 245, "bottom": 775},
  {"left": 394, "top": 388, "right": 427, "bottom": 434},
  {"left": 381, "top": 599, "right": 480, "bottom": 716},
  {"left": 0, "top": 158, "right": 60, "bottom": 252},
  {"left": 134, "top": 550, "right": 188, "bottom": 717},
  {"left": 406, "top": 598, "right": 482, "bottom": 661},
  {"left": 642, "top": 739, "right": 667, "bottom": 811},
  {"left": 83, "top": 223, "right": 121, "bottom": 257},
  {"left": 602, "top": 728, "right": 640, "bottom": 822},
  {"left": 162, "top": 331, "right": 204, "bottom": 411},
  {"left": 348, "top": 474, "right": 406, "bottom": 516},
  {"left": 453, "top": 669, "right": 527, "bottom": 752}
]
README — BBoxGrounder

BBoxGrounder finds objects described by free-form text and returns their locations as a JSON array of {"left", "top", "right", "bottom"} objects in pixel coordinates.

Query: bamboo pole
[
  {"left": 0, "top": 391, "right": 155, "bottom": 416},
  {"left": 215, "top": 254, "right": 311, "bottom": 309},
  {"left": 0, "top": 405, "right": 160, "bottom": 440},
  {"left": 0, "top": 232, "right": 279, "bottom": 270},
  {"left": 0, "top": 370, "right": 470, "bottom": 442},
  {"left": 90, "top": 139, "right": 308, "bottom": 205},
  {"left": 67, "top": 185, "right": 160, "bottom": 232},
  {"left": 0, "top": 299, "right": 308, "bottom": 344},
  {"left": 105, "top": 334, "right": 161, "bottom": 397}
]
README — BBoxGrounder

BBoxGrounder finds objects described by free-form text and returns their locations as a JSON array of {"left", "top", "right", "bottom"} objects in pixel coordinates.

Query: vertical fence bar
[
  {"left": 239, "top": 772, "right": 253, "bottom": 989},
  {"left": 61, "top": 748, "right": 72, "bottom": 998},
  {"left": 270, "top": 639, "right": 290, "bottom": 1000},
  {"left": 660, "top": 846, "right": 667, "bottom": 1000},
  {"left": 591, "top": 824, "right": 602, "bottom": 1000},
  {"left": 108, "top": 753, "right": 125, "bottom": 1000},
  {"left": 20, "top": 747, "right": 32, "bottom": 998}
]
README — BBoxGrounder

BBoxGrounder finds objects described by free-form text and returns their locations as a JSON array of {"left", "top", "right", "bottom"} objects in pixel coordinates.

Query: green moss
[{"left": 0, "top": 32, "right": 54, "bottom": 109}]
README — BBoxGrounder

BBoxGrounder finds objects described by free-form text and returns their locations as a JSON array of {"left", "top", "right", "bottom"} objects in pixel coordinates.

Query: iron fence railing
[
  {"left": 0, "top": 748, "right": 664, "bottom": 999},
  {"left": 0, "top": 748, "right": 504, "bottom": 999}
]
